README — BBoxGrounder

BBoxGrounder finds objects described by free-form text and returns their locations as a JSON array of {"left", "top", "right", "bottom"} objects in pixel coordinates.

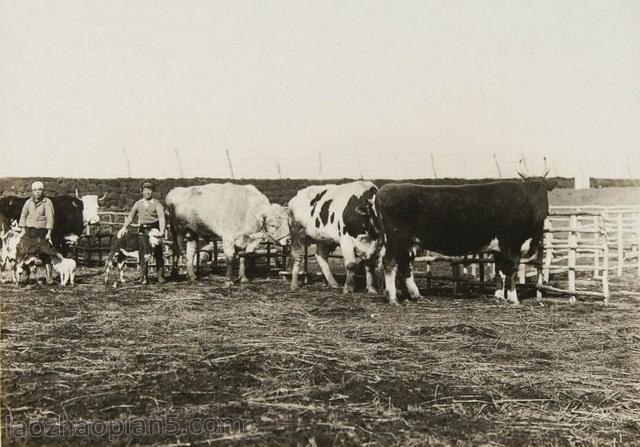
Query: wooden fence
[{"left": 551, "top": 206, "right": 640, "bottom": 277}]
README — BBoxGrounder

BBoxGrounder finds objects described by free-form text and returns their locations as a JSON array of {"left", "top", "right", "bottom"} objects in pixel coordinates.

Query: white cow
[
  {"left": 166, "top": 183, "right": 290, "bottom": 285},
  {"left": 288, "top": 181, "right": 381, "bottom": 293}
]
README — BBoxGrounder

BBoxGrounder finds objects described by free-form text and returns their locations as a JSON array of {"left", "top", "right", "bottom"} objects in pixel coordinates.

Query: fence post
[
  {"left": 213, "top": 239, "right": 218, "bottom": 269},
  {"left": 617, "top": 213, "right": 624, "bottom": 276},
  {"left": 266, "top": 242, "right": 271, "bottom": 276},
  {"left": 470, "top": 255, "right": 478, "bottom": 279},
  {"left": 568, "top": 215, "right": 578, "bottom": 303},
  {"left": 543, "top": 219, "right": 553, "bottom": 282},
  {"left": 593, "top": 215, "right": 600, "bottom": 278},
  {"left": 487, "top": 256, "right": 495, "bottom": 280},
  {"left": 452, "top": 262, "right": 460, "bottom": 294},
  {"left": 97, "top": 234, "right": 103, "bottom": 265},
  {"left": 635, "top": 213, "right": 640, "bottom": 276},
  {"left": 601, "top": 215, "right": 610, "bottom": 305}
]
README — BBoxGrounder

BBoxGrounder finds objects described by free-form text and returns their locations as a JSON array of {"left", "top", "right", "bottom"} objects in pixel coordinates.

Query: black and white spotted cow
[{"left": 288, "top": 181, "right": 381, "bottom": 293}]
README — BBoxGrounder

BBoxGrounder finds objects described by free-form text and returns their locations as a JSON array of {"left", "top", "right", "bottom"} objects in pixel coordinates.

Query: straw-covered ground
[{"left": 2, "top": 268, "right": 640, "bottom": 446}]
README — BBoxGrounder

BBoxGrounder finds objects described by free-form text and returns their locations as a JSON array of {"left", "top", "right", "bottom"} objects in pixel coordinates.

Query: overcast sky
[{"left": 1, "top": 0, "right": 639, "bottom": 182}]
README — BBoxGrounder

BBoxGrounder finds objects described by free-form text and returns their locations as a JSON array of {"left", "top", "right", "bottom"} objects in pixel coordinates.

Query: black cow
[
  {"left": 375, "top": 170, "right": 556, "bottom": 305},
  {"left": 104, "top": 229, "right": 164, "bottom": 286}
]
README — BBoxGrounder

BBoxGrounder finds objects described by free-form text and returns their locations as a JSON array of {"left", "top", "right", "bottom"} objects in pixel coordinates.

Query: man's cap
[
  {"left": 31, "top": 181, "right": 44, "bottom": 190},
  {"left": 141, "top": 181, "right": 155, "bottom": 191}
]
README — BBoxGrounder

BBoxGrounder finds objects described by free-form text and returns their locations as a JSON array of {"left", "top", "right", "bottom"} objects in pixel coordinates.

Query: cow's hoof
[
  {"left": 240, "top": 277, "right": 250, "bottom": 284},
  {"left": 408, "top": 294, "right": 423, "bottom": 301},
  {"left": 494, "top": 290, "right": 505, "bottom": 300},
  {"left": 343, "top": 287, "right": 355, "bottom": 294},
  {"left": 367, "top": 288, "right": 379, "bottom": 294},
  {"left": 506, "top": 290, "right": 519, "bottom": 305},
  {"left": 140, "top": 279, "right": 148, "bottom": 285},
  {"left": 224, "top": 280, "right": 234, "bottom": 287},
  {"left": 388, "top": 298, "right": 400, "bottom": 306}
]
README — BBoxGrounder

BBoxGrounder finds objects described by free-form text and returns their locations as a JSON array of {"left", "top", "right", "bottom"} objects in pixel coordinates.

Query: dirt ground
[{"left": 2, "top": 266, "right": 640, "bottom": 446}]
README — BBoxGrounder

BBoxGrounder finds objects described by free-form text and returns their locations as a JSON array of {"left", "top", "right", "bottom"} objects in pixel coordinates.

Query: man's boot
[
  {"left": 140, "top": 264, "right": 148, "bottom": 285},
  {"left": 157, "top": 266, "right": 165, "bottom": 284}
]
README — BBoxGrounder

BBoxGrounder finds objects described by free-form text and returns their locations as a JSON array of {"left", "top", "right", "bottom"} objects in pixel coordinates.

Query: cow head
[
  {"left": 76, "top": 189, "right": 106, "bottom": 225},
  {"left": 517, "top": 158, "right": 557, "bottom": 191},
  {"left": 258, "top": 203, "right": 290, "bottom": 246}
]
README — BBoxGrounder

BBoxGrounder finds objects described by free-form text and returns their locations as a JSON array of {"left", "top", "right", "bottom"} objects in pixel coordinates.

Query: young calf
[
  {"left": 0, "top": 219, "right": 22, "bottom": 283},
  {"left": 51, "top": 257, "right": 77, "bottom": 286},
  {"left": 104, "top": 228, "right": 164, "bottom": 286},
  {"left": 13, "top": 235, "right": 64, "bottom": 285}
]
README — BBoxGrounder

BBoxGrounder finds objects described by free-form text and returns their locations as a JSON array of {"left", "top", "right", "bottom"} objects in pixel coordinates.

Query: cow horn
[
  {"left": 75, "top": 189, "right": 81, "bottom": 199},
  {"left": 98, "top": 192, "right": 107, "bottom": 203},
  {"left": 517, "top": 159, "right": 529, "bottom": 179},
  {"left": 542, "top": 157, "right": 550, "bottom": 178}
]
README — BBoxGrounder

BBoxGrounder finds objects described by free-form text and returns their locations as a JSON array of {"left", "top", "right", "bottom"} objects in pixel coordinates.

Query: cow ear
[{"left": 355, "top": 206, "right": 368, "bottom": 215}]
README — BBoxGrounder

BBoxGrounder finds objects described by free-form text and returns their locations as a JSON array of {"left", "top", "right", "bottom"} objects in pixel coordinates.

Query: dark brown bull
[{"left": 375, "top": 163, "right": 556, "bottom": 305}]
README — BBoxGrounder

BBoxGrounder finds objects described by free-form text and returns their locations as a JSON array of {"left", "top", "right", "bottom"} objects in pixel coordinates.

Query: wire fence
[{"left": 19, "top": 149, "right": 637, "bottom": 184}]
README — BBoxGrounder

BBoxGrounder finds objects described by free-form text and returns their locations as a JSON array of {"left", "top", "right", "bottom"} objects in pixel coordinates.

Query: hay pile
[{"left": 2, "top": 268, "right": 640, "bottom": 446}]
